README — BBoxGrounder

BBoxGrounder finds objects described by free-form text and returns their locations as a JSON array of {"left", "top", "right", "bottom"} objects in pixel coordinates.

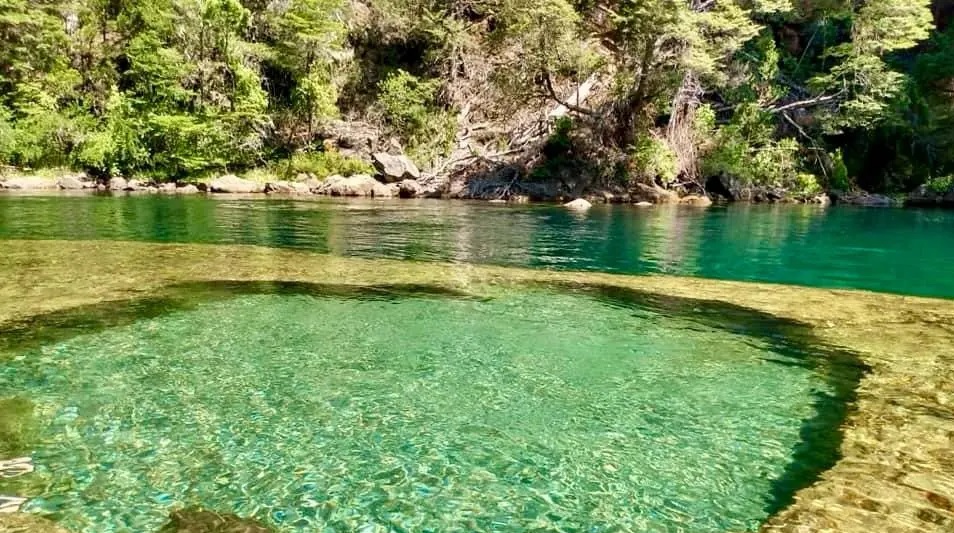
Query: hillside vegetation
[{"left": 1, "top": 0, "right": 952, "bottom": 198}]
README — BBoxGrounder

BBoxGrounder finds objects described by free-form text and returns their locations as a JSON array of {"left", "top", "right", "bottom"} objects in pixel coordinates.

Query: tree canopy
[{"left": 0, "top": 0, "right": 950, "bottom": 196}]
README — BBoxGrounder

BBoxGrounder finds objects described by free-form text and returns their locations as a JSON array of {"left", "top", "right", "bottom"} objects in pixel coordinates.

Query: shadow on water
[{"left": 0, "top": 279, "right": 868, "bottom": 523}]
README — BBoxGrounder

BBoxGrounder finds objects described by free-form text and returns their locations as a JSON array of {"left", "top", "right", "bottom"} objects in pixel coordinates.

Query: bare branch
[{"left": 541, "top": 71, "right": 598, "bottom": 117}]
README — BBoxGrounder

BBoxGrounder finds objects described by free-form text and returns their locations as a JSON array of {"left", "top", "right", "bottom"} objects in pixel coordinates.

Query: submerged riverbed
[{"left": 0, "top": 196, "right": 953, "bottom": 533}]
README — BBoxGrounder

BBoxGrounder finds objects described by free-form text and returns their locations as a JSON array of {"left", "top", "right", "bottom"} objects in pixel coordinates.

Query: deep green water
[
  {"left": 0, "top": 282, "right": 860, "bottom": 533},
  {"left": 1, "top": 194, "right": 952, "bottom": 298}
]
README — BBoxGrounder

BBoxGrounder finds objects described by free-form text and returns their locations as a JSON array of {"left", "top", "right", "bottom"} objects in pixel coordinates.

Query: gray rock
[
  {"left": 372, "top": 182, "right": 398, "bottom": 198},
  {"left": 108, "top": 177, "right": 128, "bottom": 191},
  {"left": 415, "top": 174, "right": 449, "bottom": 198},
  {"left": 398, "top": 179, "right": 421, "bottom": 199},
  {"left": 680, "top": 194, "right": 713, "bottom": 207},
  {"left": 176, "top": 184, "right": 200, "bottom": 194},
  {"left": 57, "top": 174, "right": 90, "bottom": 190},
  {"left": 318, "top": 174, "right": 379, "bottom": 197},
  {"left": 124, "top": 179, "right": 142, "bottom": 191},
  {"left": 209, "top": 174, "right": 265, "bottom": 194},
  {"left": 632, "top": 183, "right": 679, "bottom": 204},
  {"left": 372, "top": 153, "right": 421, "bottom": 183},
  {"left": 290, "top": 182, "right": 312, "bottom": 194},
  {"left": 159, "top": 182, "right": 177, "bottom": 193},
  {"left": 564, "top": 198, "right": 592, "bottom": 210},
  {"left": 1, "top": 176, "right": 59, "bottom": 190},
  {"left": 302, "top": 178, "right": 322, "bottom": 192},
  {"left": 265, "top": 181, "right": 295, "bottom": 194},
  {"left": 810, "top": 194, "right": 831, "bottom": 206},
  {"left": 836, "top": 191, "right": 895, "bottom": 207}
]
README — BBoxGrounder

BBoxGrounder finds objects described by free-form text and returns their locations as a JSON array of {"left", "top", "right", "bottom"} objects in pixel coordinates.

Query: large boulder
[
  {"left": 108, "top": 177, "right": 128, "bottom": 191},
  {"left": 176, "top": 184, "right": 200, "bottom": 194},
  {"left": 265, "top": 181, "right": 294, "bottom": 194},
  {"left": 564, "top": 198, "right": 593, "bottom": 210},
  {"left": 317, "top": 174, "right": 379, "bottom": 197},
  {"left": 416, "top": 174, "right": 449, "bottom": 198},
  {"left": 209, "top": 174, "right": 265, "bottom": 194},
  {"left": 372, "top": 153, "right": 421, "bottom": 183},
  {"left": 680, "top": 194, "right": 713, "bottom": 207},
  {"left": 397, "top": 179, "right": 421, "bottom": 199},
  {"left": 372, "top": 182, "right": 399, "bottom": 198},
  {"left": 1, "top": 176, "right": 59, "bottom": 190},
  {"left": 124, "top": 179, "right": 143, "bottom": 191},
  {"left": 57, "top": 174, "right": 91, "bottom": 190},
  {"left": 632, "top": 183, "right": 679, "bottom": 204}
]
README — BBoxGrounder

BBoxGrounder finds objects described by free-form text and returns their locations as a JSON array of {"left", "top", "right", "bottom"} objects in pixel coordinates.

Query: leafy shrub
[
  {"left": 828, "top": 149, "right": 851, "bottom": 191},
  {"left": 278, "top": 150, "right": 374, "bottom": 178},
  {"left": 629, "top": 135, "right": 678, "bottom": 186},
  {"left": 377, "top": 69, "right": 456, "bottom": 166},
  {"left": 926, "top": 175, "right": 954, "bottom": 194}
]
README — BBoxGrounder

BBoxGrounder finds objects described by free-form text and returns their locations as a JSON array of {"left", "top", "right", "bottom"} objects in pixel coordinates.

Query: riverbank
[
  {"left": 0, "top": 240, "right": 952, "bottom": 532},
  {"left": 3, "top": 169, "right": 952, "bottom": 208}
]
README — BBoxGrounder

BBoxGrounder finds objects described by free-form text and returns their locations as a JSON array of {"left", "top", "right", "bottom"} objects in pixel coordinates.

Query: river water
[{"left": 1, "top": 195, "right": 951, "bottom": 298}]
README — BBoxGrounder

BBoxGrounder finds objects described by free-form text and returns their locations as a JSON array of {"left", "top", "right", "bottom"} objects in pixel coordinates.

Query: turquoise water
[
  {"left": 1, "top": 195, "right": 953, "bottom": 298},
  {"left": 0, "top": 283, "right": 857, "bottom": 532}
]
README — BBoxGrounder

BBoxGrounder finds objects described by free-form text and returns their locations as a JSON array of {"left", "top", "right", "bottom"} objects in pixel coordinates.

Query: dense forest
[{"left": 1, "top": 0, "right": 952, "bottom": 199}]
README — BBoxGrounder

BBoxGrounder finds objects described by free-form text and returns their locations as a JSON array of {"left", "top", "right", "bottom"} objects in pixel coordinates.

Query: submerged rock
[
  {"left": 0, "top": 511, "right": 67, "bottom": 531},
  {"left": 373, "top": 153, "right": 421, "bottom": 182},
  {"left": 209, "top": 175, "right": 265, "bottom": 194},
  {"left": 0, "top": 456, "right": 33, "bottom": 478},
  {"left": 1, "top": 176, "right": 59, "bottom": 190},
  {"left": 157, "top": 508, "right": 273, "bottom": 533},
  {"left": 634, "top": 201, "right": 653, "bottom": 207},
  {"left": 564, "top": 198, "right": 592, "bottom": 210},
  {"left": 0, "top": 397, "right": 35, "bottom": 458}
]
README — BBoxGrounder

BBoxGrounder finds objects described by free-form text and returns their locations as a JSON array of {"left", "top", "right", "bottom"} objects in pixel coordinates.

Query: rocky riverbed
[{"left": 0, "top": 240, "right": 953, "bottom": 532}]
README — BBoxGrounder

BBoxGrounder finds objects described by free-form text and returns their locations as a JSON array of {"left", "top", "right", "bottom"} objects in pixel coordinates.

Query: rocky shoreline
[{"left": 2, "top": 162, "right": 953, "bottom": 208}]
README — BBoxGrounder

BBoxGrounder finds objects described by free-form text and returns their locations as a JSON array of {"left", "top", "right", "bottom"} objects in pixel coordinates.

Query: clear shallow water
[
  {"left": 1, "top": 195, "right": 953, "bottom": 298},
  {"left": 0, "top": 284, "right": 850, "bottom": 533}
]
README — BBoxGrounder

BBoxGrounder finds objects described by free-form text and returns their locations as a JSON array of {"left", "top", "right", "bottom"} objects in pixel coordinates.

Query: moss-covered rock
[
  {"left": 157, "top": 509, "right": 274, "bottom": 533},
  {"left": 0, "top": 397, "right": 36, "bottom": 458},
  {"left": 0, "top": 513, "right": 70, "bottom": 533}
]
